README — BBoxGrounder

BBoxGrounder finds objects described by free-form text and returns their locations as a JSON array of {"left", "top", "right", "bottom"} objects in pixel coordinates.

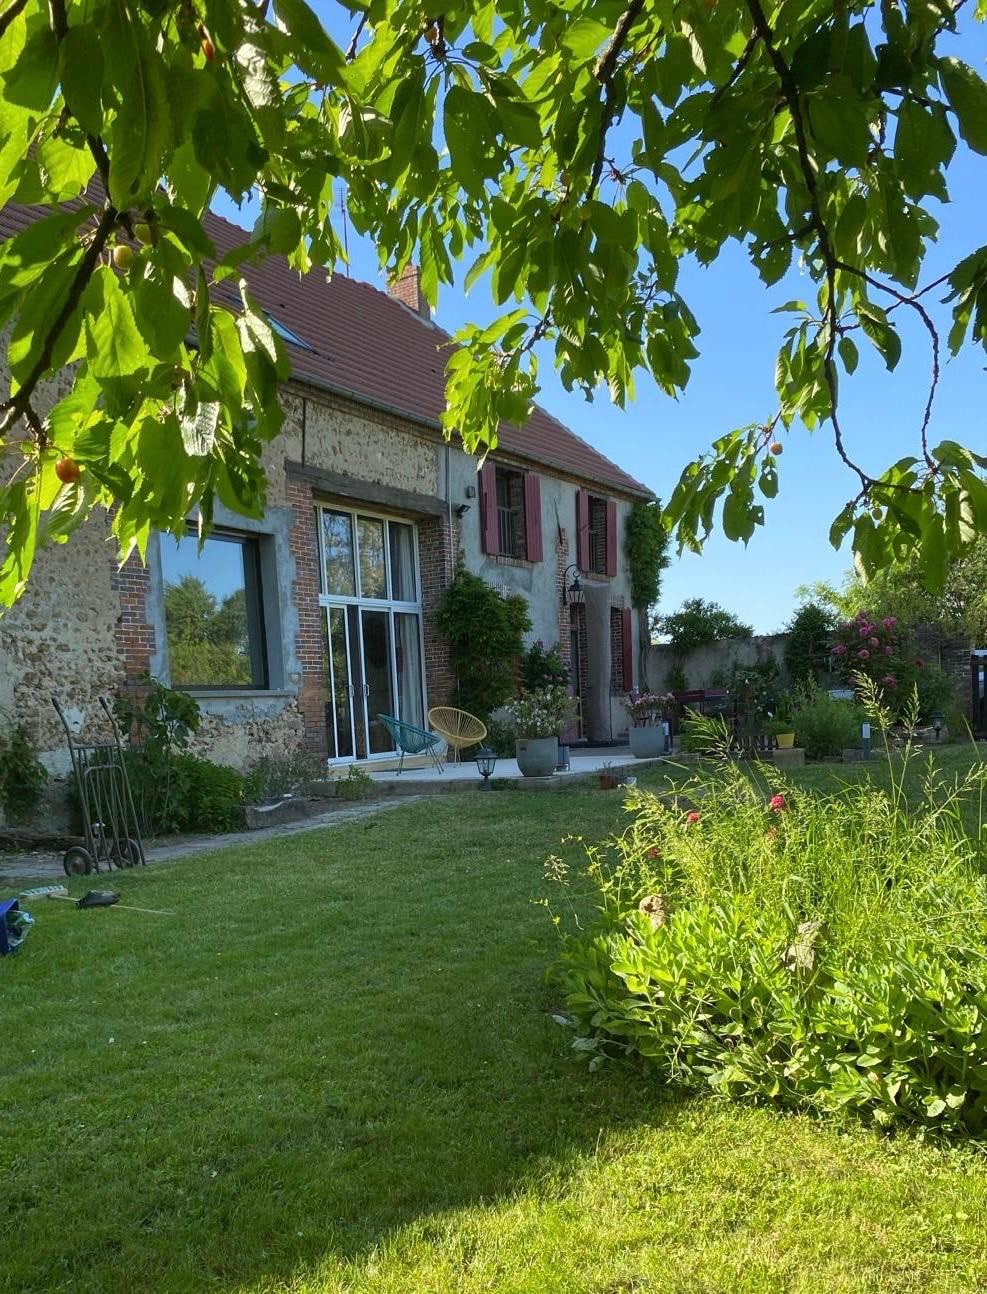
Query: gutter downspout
[{"left": 445, "top": 443, "right": 454, "bottom": 580}]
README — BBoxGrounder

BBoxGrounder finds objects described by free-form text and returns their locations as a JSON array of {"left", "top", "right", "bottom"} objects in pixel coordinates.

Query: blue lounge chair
[{"left": 377, "top": 714, "right": 444, "bottom": 775}]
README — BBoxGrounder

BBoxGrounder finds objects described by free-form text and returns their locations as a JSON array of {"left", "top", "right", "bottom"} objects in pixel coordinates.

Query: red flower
[
  {"left": 647, "top": 846, "right": 662, "bottom": 860},
  {"left": 883, "top": 675, "right": 897, "bottom": 689},
  {"left": 859, "top": 625, "right": 871, "bottom": 637},
  {"left": 768, "top": 793, "right": 787, "bottom": 813},
  {"left": 686, "top": 811, "right": 701, "bottom": 824},
  {"left": 857, "top": 648, "right": 870, "bottom": 660}
]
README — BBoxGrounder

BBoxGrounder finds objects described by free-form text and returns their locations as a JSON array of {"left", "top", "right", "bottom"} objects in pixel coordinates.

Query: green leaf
[
  {"left": 561, "top": 18, "right": 611, "bottom": 60},
  {"left": 59, "top": 22, "right": 105, "bottom": 136},
  {"left": 133, "top": 272, "right": 190, "bottom": 357},
  {"left": 251, "top": 203, "right": 302, "bottom": 255},
  {"left": 940, "top": 58, "right": 987, "bottom": 155},
  {"left": 7, "top": 247, "right": 85, "bottom": 386},
  {"left": 181, "top": 401, "right": 220, "bottom": 456},
  {"left": 858, "top": 309, "right": 902, "bottom": 370},
  {"left": 920, "top": 513, "right": 948, "bottom": 592},
  {"left": 494, "top": 97, "right": 541, "bottom": 149},
  {"left": 83, "top": 266, "right": 149, "bottom": 378},
  {"left": 37, "top": 130, "right": 96, "bottom": 198},
  {"left": 0, "top": 23, "right": 57, "bottom": 111},
  {"left": 894, "top": 98, "right": 954, "bottom": 197},
  {"left": 104, "top": 6, "right": 171, "bottom": 207},
  {"left": 838, "top": 336, "right": 859, "bottom": 374},
  {"left": 274, "top": 0, "right": 346, "bottom": 83},
  {"left": 0, "top": 208, "right": 91, "bottom": 304},
  {"left": 809, "top": 87, "right": 871, "bottom": 168}
]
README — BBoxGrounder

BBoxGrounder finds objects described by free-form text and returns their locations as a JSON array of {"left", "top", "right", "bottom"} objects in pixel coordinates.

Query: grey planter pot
[
  {"left": 515, "top": 737, "right": 558, "bottom": 777},
  {"left": 629, "top": 724, "right": 666, "bottom": 758}
]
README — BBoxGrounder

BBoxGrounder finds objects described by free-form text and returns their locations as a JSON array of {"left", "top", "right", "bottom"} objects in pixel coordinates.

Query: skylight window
[{"left": 268, "top": 315, "right": 315, "bottom": 352}]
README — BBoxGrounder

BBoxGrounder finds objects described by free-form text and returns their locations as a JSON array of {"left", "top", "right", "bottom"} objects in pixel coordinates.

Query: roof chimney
[{"left": 388, "top": 263, "right": 430, "bottom": 321}]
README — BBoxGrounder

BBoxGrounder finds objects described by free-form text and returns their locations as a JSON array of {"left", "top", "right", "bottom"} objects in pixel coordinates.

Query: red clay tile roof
[{"left": 1, "top": 200, "right": 651, "bottom": 498}]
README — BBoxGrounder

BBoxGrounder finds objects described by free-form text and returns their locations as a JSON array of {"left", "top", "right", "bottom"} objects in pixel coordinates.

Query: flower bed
[{"left": 548, "top": 747, "right": 987, "bottom": 1134}]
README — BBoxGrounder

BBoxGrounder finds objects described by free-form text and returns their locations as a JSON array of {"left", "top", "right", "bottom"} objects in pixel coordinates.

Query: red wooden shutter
[
  {"left": 523, "top": 473, "right": 543, "bottom": 562},
  {"left": 621, "top": 607, "right": 633, "bottom": 692},
  {"left": 605, "top": 500, "right": 618, "bottom": 577},
  {"left": 575, "top": 489, "right": 590, "bottom": 571},
  {"left": 479, "top": 462, "right": 499, "bottom": 555}
]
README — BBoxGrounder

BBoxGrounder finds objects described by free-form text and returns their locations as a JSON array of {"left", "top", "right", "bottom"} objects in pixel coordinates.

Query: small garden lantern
[
  {"left": 931, "top": 709, "right": 944, "bottom": 742},
  {"left": 475, "top": 747, "right": 497, "bottom": 786}
]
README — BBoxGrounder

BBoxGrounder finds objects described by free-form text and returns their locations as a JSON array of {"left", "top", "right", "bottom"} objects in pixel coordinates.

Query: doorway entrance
[{"left": 318, "top": 506, "right": 426, "bottom": 761}]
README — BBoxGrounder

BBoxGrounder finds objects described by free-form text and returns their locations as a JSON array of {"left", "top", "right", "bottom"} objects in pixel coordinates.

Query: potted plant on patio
[
  {"left": 506, "top": 685, "right": 574, "bottom": 777},
  {"left": 624, "top": 690, "right": 675, "bottom": 758},
  {"left": 767, "top": 697, "right": 796, "bottom": 749}
]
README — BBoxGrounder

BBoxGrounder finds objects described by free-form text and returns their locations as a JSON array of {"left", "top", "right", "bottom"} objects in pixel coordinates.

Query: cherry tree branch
[
  {"left": 0, "top": 0, "right": 28, "bottom": 40},
  {"left": 743, "top": 0, "right": 942, "bottom": 498},
  {"left": 587, "top": 0, "right": 648, "bottom": 201},
  {"left": 0, "top": 205, "right": 117, "bottom": 438}
]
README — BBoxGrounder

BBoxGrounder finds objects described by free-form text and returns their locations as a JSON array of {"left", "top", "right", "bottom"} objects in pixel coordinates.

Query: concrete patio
[{"left": 368, "top": 749, "right": 666, "bottom": 791}]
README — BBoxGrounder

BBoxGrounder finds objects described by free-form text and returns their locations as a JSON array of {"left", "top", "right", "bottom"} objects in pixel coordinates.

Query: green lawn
[{"left": 3, "top": 764, "right": 987, "bottom": 1293}]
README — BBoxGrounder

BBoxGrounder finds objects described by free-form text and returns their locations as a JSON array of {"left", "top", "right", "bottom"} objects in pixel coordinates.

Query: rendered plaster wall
[
  {"left": 451, "top": 446, "right": 640, "bottom": 742},
  {"left": 643, "top": 634, "right": 790, "bottom": 693}
]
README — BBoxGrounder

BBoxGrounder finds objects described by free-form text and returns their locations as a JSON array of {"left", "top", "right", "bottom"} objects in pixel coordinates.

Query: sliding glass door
[{"left": 318, "top": 507, "right": 426, "bottom": 762}]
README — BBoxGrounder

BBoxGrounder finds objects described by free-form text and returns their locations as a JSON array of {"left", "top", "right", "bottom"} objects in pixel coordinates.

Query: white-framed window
[{"left": 316, "top": 504, "right": 426, "bottom": 761}]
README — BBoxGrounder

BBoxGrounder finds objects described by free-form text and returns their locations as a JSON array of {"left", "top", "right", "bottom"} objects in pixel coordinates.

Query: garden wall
[
  {"left": 643, "top": 633, "right": 789, "bottom": 693},
  {"left": 642, "top": 626, "right": 975, "bottom": 722}
]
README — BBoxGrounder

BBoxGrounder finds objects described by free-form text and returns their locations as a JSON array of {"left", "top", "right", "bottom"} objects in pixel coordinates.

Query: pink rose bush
[{"left": 830, "top": 610, "right": 911, "bottom": 702}]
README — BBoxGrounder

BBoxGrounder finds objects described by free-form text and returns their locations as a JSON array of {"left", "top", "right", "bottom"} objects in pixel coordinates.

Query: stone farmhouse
[{"left": 0, "top": 200, "right": 653, "bottom": 782}]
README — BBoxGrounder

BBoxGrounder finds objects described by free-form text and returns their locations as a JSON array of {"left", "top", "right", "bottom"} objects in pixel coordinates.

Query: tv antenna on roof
[{"left": 338, "top": 185, "right": 350, "bottom": 274}]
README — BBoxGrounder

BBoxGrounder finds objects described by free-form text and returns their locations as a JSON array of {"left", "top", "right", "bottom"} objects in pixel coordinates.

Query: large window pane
[
  {"left": 388, "top": 522, "right": 416, "bottom": 601},
  {"left": 325, "top": 607, "right": 354, "bottom": 759},
  {"left": 162, "top": 532, "right": 267, "bottom": 688},
  {"left": 323, "top": 510, "right": 355, "bottom": 596},
  {"left": 395, "top": 612, "right": 424, "bottom": 729},
  {"left": 361, "top": 609, "right": 394, "bottom": 753},
  {"left": 357, "top": 516, "right": 386, "bottom": 599}
]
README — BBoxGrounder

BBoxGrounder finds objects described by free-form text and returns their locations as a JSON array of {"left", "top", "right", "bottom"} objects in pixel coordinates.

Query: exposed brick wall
[
  {"left": 609, "top": 607, "right": 625, "bottom": 693},
  {"left": 556, "top": 530, "right": 572, "bottom": 675},
  {"left": 286, "top": 472, "right": 329, "bottom": 756},
  {"left": 112, "top": 552, "right": 155, "bottom": 691},
  {"left": 912, "top": 624, "right": 975, "bottom": 721},
  {"left": 419, "top": 513, "right": 456, "bottom": 709}
]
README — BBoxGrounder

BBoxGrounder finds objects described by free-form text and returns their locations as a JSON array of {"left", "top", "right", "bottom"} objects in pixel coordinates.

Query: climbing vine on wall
[
  {"left": 625, "top": 501, "right": 670, "bottom": 611},
  {"left": 435, "top": 570, "right": 531, "bottom": 717}
]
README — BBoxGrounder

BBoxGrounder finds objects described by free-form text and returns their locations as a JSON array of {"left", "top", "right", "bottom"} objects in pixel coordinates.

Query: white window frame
[{"left": 316, "top": 503, "right": 429, "bottom": 763}]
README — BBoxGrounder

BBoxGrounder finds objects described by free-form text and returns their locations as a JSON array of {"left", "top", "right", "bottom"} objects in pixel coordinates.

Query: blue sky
[{"left": 216, "top": 10, "right": 987, "bottom": 632}]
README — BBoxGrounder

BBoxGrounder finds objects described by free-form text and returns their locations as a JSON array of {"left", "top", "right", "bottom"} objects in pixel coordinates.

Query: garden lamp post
[
  {"left": 475, "top": 747, "right": 497, "bottom": 787},
  {"left": 931, "top": 709, "right": 944, "bottom": 742}
]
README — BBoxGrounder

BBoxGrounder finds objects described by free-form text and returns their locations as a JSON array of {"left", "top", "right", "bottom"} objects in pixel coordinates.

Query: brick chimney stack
[{"left": 388, "top": 264, "right": 430, "bottom": 321}]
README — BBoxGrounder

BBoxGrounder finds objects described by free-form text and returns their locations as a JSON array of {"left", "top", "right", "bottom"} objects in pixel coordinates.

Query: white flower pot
[
  {"left": 515, "top": 737, "right": 558, "bottom": 777},
  {"left": 629, "top": 725, "right": 666, "bottom": 758}
]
